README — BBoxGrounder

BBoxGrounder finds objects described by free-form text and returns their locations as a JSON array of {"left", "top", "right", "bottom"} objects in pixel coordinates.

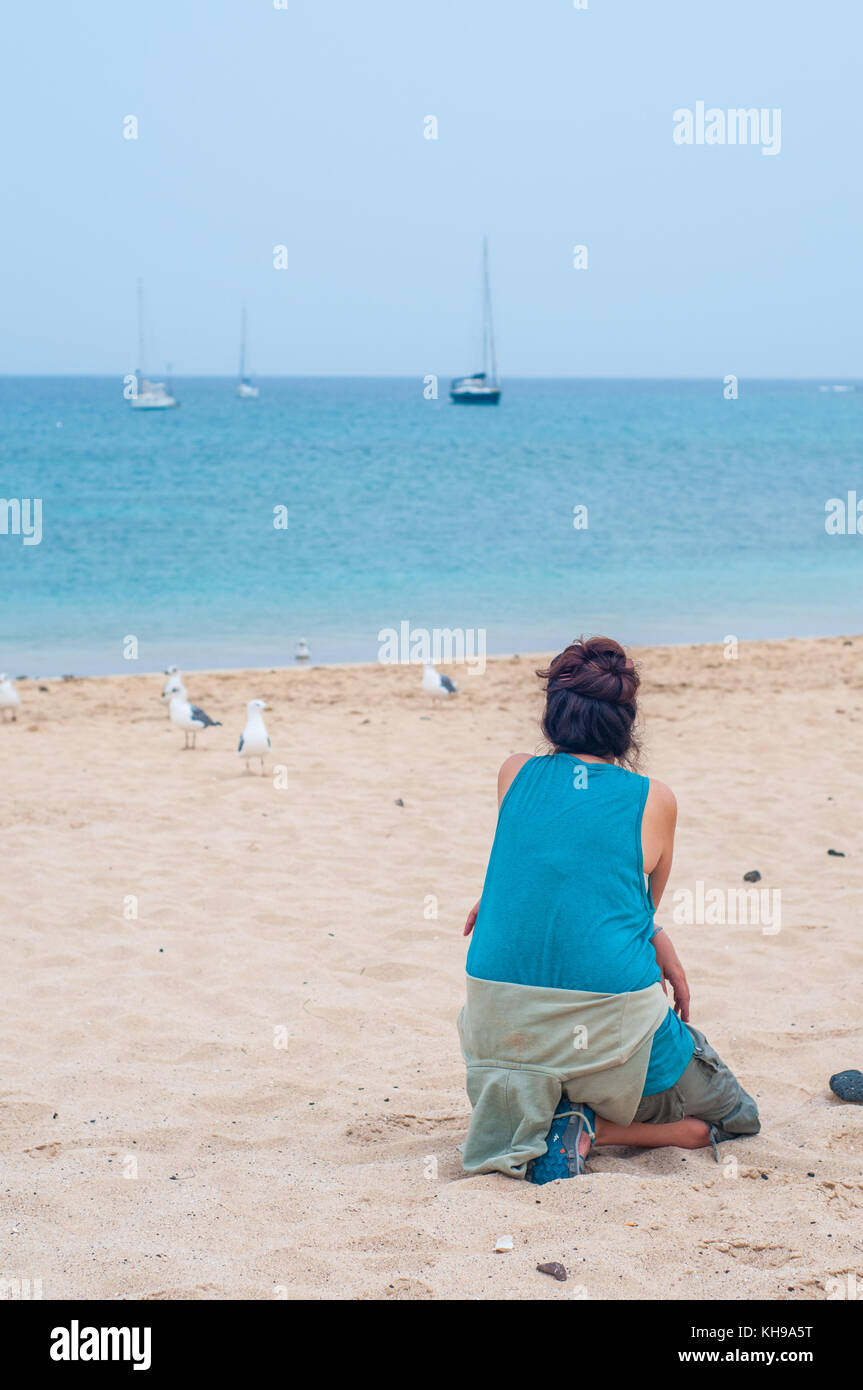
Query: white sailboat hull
[
  {"left": 450, "top": 372, "right": 500, "bottom": 404},
  {"left": 131, "top": 381, "right": 179, "bottom": 409},
  {"left": 132, "top": 394, "right": 179, "bottom": 409}
]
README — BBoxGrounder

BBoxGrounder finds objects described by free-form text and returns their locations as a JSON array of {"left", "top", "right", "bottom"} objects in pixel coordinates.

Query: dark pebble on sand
[
  {"left": 743, "top": 870, "right": 761, "bottom": 883},
  {"left": 394, "top": 798, "right": 404, "bottom": 807},
  {"left": 38, "top": 685, "right": 49, "bottom": 692},
  {"left": 537, "top": 1262, "right": 567, "bottom": 1282},
  {"left": 761, "top": 1173, "right": 769, "bottom": 1180},
  {"left": 827, "top": 848, "right": 845, "bottom": 857},
  {"left": 829, "top": 1069, "right": 863, "bottom": 1103}
]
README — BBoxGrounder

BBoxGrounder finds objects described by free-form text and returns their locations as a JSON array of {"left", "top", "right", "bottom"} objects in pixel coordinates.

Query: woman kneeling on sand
[{"left": 459, "top": 636, "right": 760, "bottom": 1184}]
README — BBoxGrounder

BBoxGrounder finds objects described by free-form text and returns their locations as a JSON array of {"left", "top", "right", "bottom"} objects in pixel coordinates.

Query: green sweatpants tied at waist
[{"left": 458, "top": 973, "right": 668, "bottom": 1177}]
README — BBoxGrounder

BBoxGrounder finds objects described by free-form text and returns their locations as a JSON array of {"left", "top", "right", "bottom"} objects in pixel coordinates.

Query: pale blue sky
[{"left": 1, "top": 0, "right": 859, "bottom": 376}]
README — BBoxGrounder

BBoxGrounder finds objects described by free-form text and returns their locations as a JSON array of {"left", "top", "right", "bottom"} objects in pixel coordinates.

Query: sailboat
[
  {"left": 236, "top": 306, "right": 259, "bottom": 398},
  {"left": 131, "top": 280, "right": 179, "bottom": 410},
  {"left": 450, "top": 237, "right": 501, "bottom": 405}
]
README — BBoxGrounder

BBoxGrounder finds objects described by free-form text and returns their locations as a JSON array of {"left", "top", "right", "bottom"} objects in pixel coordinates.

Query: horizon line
[{"left": 1, "top": 373, "right": 861, "bottom": 383}]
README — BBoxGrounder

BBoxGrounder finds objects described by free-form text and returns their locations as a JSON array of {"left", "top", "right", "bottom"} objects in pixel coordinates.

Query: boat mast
[
  {"left": 483, "top": 236, "right": 498, "bottom": 387},
  {"left": 136, "top": 277, "right": 146, "bottom": 386}
]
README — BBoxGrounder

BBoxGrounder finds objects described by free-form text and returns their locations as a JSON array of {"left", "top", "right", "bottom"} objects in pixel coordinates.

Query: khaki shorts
[{"left": 632, "top": 1024, "right": 760, "bottom": 1147}]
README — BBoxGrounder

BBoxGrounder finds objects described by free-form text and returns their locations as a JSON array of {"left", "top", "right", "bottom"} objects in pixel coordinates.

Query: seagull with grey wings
[
  {"left": 421, "top": 663, "right": 458, "bottom": 697},
  {"left": 169, "top": 689, "right": 221, "bottom": 749}
]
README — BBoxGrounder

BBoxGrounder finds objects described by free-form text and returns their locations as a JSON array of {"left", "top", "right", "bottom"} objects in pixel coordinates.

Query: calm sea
[{"left": 1, "top": 376, "right": 861, "bottom": 676}]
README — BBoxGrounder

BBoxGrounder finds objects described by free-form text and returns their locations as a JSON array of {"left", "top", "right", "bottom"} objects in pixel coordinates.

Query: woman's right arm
[
  {"left": 653, "top": 930, "right": 691, "bottom": 1021},
  {"left": 644, "top": 779, "right": 691, "bottom": 1020},
  {"left": 644, "top": 778, "right": 678, "bottom": 909}
]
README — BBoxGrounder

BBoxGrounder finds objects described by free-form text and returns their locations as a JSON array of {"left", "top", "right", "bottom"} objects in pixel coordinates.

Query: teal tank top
[{"left": 466, "top": 754, "right": 693, "bottom": 1096}]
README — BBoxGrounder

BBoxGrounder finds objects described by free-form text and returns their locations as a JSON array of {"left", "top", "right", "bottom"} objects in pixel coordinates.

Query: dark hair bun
[
  {"left": 537, "top": 636, "right": 640, "bottom": 764},
  {"left": 546, "top": 638, "right": 638, "bottom": 705}
]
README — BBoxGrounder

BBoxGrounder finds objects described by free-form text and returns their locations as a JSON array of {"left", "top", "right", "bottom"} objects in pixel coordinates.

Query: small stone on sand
[
  {"left": 537, "top": 1262, "right": 567, "bottom": 1281},
  {"left": 829, "top": 1069, "right": 863, "bottom": 1103},
  {"left": 743, "top": 870, "right": 761, "bottom": 882},
  {"left": 494, "top": 1235, "right": 514, "bottom": 1253}
]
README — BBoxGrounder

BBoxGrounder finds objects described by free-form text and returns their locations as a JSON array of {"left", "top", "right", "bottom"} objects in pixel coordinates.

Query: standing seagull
[
  {"left": 238, "top": 698, "right": 272, "bottom": 774},
  {"left": 422, "top": 663, "right": 458, "bottom": 697},
  {"left": 169, "top": 690, "right": 222, "bottom": 748},
  {"left": 0, "top": 674, "right": 20, "bottom": 721}
]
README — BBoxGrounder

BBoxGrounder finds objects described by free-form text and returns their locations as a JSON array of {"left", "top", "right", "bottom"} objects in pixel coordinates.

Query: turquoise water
[{"left": 1, "top": 376, "right": 861, "bottom": 675}]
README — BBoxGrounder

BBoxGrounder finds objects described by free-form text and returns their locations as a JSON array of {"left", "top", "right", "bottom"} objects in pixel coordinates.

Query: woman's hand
[
  {"left": 463, "top": 900, "right": 480, "bottom": 937},
  {"left": 652, "top": 930, "right": 690, "bottom": 1022}
]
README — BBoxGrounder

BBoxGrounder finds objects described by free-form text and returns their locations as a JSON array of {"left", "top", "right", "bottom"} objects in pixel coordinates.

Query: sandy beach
[{"left": 2, "top": 635, "right": 862, "bottom": 1301}]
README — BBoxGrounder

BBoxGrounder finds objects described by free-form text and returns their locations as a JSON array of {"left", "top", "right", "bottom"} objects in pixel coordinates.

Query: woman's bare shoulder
[
  {"left": 499, "top": 752, "right": 535, "bottom": 776},
  {"left": 645, "top": 776, "right": 678, "bottom": 820},
  {"left": 497, "top": 752, "right": 535, "bottom": 802}
]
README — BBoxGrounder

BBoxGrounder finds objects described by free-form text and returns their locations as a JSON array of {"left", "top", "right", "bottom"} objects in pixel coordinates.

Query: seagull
[
  {"left": 422, "top": 663, "right": 458, "bottom": 697},
  {"left": 295, "top": 639, "right": 310, "bottom": 663},
  {"left": 0, "top": 674, "right": 20, "bottom": 722},
  {"left": 169, "top": 691, "right": 222, "bottom": 749},
  {"left": 238, "top": 698, "right": 272, "bottom": 773}
]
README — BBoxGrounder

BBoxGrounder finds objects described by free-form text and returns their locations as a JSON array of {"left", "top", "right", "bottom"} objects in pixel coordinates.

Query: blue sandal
[{"left": 526, "top": 1098, "right": 596, "bottom": 1185}]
